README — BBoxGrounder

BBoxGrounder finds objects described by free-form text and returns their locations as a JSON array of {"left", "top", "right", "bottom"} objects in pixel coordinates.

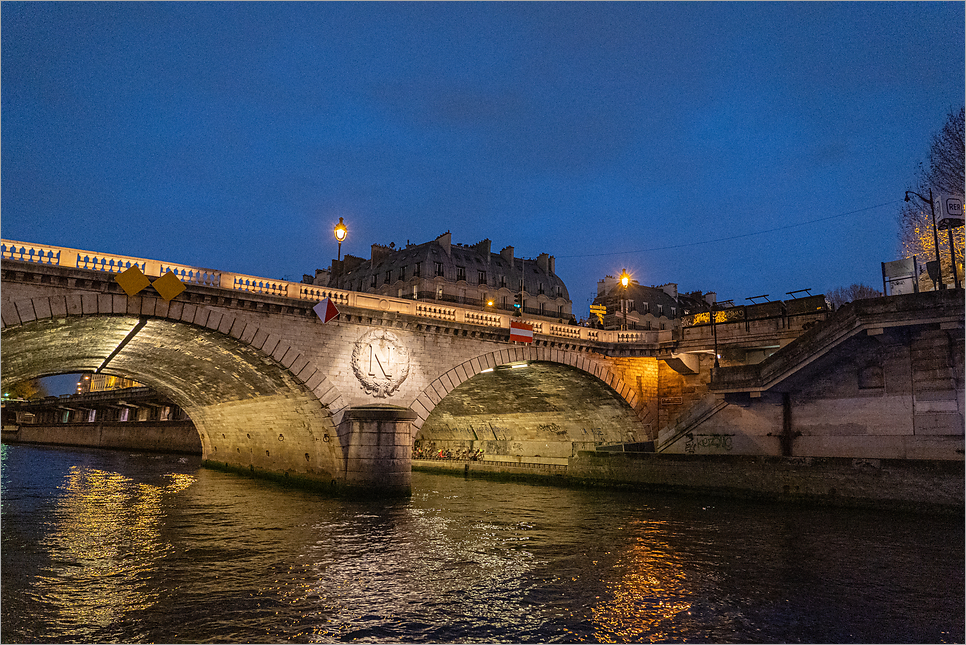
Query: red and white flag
[{"left": 509, "top": 320, "right": 533, "bottom": 343}]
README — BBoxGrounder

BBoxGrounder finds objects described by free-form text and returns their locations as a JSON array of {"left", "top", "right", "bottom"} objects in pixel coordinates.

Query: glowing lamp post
[
  {"left": 619, "top": 270, "right": 630, "bottom": 331},
  {"left": 334, "top": 217, "right": 348, "bottom": 263}
]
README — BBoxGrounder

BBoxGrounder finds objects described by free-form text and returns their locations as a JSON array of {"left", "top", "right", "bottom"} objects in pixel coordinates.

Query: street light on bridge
[
  {"left": 619, "top": 269, "right": 630, "bottom": 331},
  {"left": 333, "top": 217, "right": 348, "bottom": 263}
]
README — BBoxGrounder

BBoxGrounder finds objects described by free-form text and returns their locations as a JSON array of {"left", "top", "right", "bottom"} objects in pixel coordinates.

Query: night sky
[{"left": 3, "top": 2, "right": 964, "bottom": 315}]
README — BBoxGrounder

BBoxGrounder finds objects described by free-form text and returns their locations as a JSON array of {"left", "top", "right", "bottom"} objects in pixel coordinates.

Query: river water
[{"left": 1, "top": 443, "right": 962, "bottom": 644}]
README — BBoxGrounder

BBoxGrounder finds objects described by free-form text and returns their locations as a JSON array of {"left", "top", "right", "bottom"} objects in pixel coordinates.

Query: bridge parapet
[{"left": 2, "top": 239, "right": 671, "bottom": 348}]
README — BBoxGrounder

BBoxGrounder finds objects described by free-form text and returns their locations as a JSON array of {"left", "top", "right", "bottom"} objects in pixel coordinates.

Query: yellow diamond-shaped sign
[
  {"left": 115, "top": 265, "right": 151, "bottom": 296},
  {"left": 153, "top": 271, "right": 186, "bottom": 301}
]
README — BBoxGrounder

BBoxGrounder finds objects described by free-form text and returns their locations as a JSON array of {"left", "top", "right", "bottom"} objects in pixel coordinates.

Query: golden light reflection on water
[
  {"left": 587, "top": 525, "right": 693, "bottom": 643},
  {"left": 33, "top": 467, "right": 194, "bottom": 634}
]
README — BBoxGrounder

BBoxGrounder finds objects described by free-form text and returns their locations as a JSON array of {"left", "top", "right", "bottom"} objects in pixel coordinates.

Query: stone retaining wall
[
  {"left": 2, "top": 421, "right": 201, "bottom": 454},
  {"left": 414, "top": 452, "right": 964, "bottom": 513}
]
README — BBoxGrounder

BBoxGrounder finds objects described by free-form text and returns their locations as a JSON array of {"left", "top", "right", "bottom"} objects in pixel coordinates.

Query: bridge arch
[
  {"left": 409, "top": 345, "right": 649, "bottom": 446},
  {"left": 1, "top": 294, "right": 352, "bottom": 485}
]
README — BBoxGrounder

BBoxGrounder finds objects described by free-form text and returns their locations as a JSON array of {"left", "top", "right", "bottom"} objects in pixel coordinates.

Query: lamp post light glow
[
  {"left": 334, "top": 217, "right": 347, "bottom": 263},
  {"left": 619, "top": 270, "right": 630, "bottom": 331}
]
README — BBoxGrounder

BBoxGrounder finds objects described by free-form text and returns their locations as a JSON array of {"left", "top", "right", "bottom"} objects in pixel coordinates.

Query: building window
[
  {"left": 658, "top": 304, "right": 664, "bottom": 316},
  {"left": 558, "top": 305, "right": 564, "bottom": 316},
  {"left": 436, "top": 285, "right": 444, "bottom": 299},
  {"left": 414, "top": 262, "right": 421, "bottom": 277},
  {"left": 399, "top": 266, "right": 406, "bottom": 281},
  {"left": 456, "top": 266, "right": 466, "bottom": 282},
  {"left": 671, "top": 307, "right": 676, "bottom": 317},
  {"left": 398, "top": 288, "right": 405, "bottom": 298},
  {"left": 370, "top": 275, "right": 377, "bottom": 289},
  {"left": 87, "top": 409, "right": 96, "bottom": 422},
  {"left": 539, "top": 302, "right": 545, "bottom": 315},
  {"left": 500, "top": 275, "right": 507, "bottom": 287},
  {"left": 641, "top": 302, "right": 649, "bottom": 313},
  {"left": 435, "top": 262, "right": 444, "bottom": 277},
  {"left": 413, "top": 285, "right": 418, "bottom": 299},
  {"left": 502, "top": 295, "right": 508, "bottom": 309},
  {"left": 384, "top": 271, "right": 392, "bottom": 284},
  {"left": 478, "top": 270, "right": 487, "bottom": 285},
  {"left": 120, "top": 408, "right": 129, "bottom": 422},
  {"left": 538, "top": 282, "right": 545, "bottom": 295}
]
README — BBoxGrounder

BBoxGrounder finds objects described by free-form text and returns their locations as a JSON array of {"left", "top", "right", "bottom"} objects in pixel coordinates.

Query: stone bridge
[{"left": 5, "top": 240, "right": 749, "bottom": 495}]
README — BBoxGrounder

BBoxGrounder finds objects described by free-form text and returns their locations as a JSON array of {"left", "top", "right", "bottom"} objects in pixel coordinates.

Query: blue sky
[{"left": 3, "top": 2, "right": 963, "bottom": 322}]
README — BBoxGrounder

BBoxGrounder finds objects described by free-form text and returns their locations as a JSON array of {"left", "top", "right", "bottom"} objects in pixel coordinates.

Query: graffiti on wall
[{"left": 684, "top": 432, "right": 734, "bottom": 454}]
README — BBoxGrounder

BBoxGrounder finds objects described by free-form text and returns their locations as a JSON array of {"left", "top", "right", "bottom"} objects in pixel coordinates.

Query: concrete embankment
[
  {"left": 2, "top": 422, "right": 202, "bottom": 454},
  {"left": 415, "top": 451, "right": 964, "bottom": 513}
]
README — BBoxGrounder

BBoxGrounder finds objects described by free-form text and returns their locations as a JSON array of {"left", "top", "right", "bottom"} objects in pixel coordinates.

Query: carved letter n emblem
[{"left": 352, "top": 329, "right": 410, "bottom": 397}]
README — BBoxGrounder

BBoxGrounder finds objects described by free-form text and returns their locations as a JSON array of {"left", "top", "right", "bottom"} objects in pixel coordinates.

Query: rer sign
[{"left": 938, "top": 193, "right": 964, "bottom": 230}]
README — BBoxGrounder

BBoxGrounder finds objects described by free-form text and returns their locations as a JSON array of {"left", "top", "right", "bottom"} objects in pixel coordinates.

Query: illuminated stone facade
[
  {"left": 592, "top": 276, "right": 682, "bottom": 331},
  {"left": 307, "top": 232, "right": 573, "bottom": 321}
]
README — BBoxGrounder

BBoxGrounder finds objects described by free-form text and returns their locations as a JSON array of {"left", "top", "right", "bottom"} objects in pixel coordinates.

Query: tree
[
  {"left": 898, "top": 107, "right": 965, "bottom": 289},
  {"left": 4, "top": 379, "right": 49, "bottom": 400},
  {"left": 826, "top": 284, "right": 882, "bottom": 310}
]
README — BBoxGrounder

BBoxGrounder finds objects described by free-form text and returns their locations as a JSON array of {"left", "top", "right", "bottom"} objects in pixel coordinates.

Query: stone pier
[{"left": 340, "top": 405, "right": 417, "bottom": 495}]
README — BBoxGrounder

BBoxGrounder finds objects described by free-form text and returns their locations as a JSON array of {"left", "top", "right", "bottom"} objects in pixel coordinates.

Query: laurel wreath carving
[{"left": 351, "top": 329, "right": 411, "bottom": 397}]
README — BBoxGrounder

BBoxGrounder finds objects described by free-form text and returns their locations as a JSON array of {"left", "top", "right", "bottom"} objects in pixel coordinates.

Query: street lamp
[
  {"left": 333, "top": 217, "right": 348, "bottom": 262},
  {"left": 619, "top": 270, "right": 630, "bottom": 331},
  {"left": 905, "top": 190, "right": 944, "bottom": 289},
  {"left": 334, "top": 217, "right": 347, "bottom": 263}
]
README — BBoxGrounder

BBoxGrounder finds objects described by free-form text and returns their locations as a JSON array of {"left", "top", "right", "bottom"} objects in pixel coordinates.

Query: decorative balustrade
[
  {"left": 161, "top": 264, "right": 222, "bottom": 288},
  {"left": 298, "top": 284, "right": 351, "bottom": 305},
  {"left": 549, "top": 324, "right": 581, "bottom": 339},
  {"left": 415, "top": 303, "right": 458, "bottom": 321},
  {"left": 463, "top": 311, "right": 503, "bottom": 327},
  {"left": 2, "top": 242, "right": 62, "bottom": 266},
  {"left": 231, "top": 275, "right": 290, "bottom": 297},
  {"left": 76, "top": 254, "right": 143, "bottom": 274},
  {"left": 2, "top": 238, "right": 663, "bottom": 346}
]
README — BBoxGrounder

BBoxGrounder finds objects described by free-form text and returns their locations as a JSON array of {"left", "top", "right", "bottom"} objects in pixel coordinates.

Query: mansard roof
[{"left": 338, "top": 232, "right": 570, "bottom": 300}]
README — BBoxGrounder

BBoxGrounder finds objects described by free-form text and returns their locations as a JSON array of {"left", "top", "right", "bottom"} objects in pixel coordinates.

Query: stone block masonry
[{"left": 2, "top": 421, "right": 201, "bottom": 454}]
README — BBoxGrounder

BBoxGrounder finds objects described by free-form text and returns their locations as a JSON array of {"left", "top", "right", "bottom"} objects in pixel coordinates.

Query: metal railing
[{"left": 2, "top": 239, "right": 670, "bottom": 345}]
